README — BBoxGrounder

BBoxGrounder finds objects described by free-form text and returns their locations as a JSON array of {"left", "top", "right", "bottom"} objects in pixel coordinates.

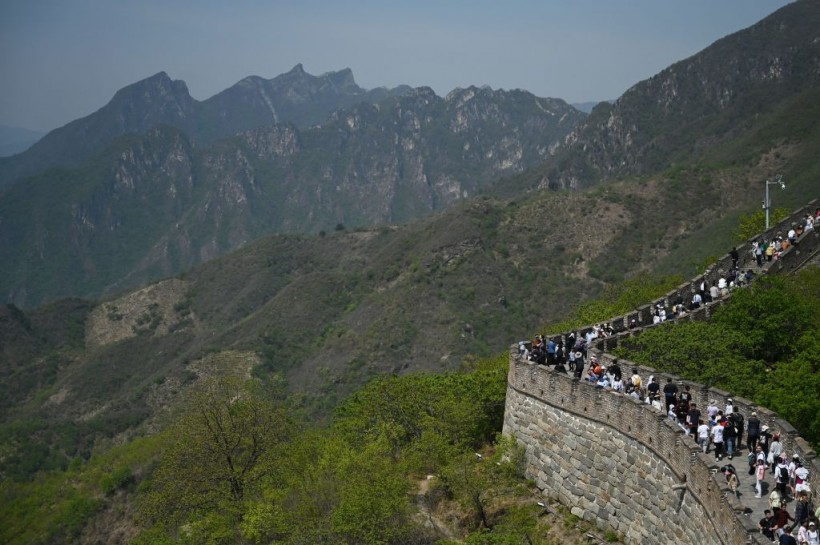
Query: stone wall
[
  {"left": 542, "top": 199, "right": 819, "bottom": 347},
  {"left": 503, "top": 201, "right": 819, "bottom": 545}
]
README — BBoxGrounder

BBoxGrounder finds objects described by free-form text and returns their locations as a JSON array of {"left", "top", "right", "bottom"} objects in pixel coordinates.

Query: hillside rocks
[
  {"left": 537, "top": 0, "right": 820, "bottom": 190},
  {"left": 0, "top": 79, "right": 584, "bottom": 307}
]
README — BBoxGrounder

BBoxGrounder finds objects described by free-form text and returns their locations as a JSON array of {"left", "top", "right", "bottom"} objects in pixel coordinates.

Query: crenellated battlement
[{"left": 503, "top": 200, "right": 819, "bottom": 545}]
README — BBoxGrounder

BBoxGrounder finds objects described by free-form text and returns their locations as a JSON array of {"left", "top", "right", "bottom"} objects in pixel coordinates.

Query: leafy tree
[
  {"left": 712, "top": 275, "right": 814, "bottom": 364},
  {"left": 333, "top": 354, "right": 508, "bottom": 471},
  {"left": 733, "top": 207, "right": 789, "bottom": 243},
  {"left": 139, "top": 376, "right": 292, "bottom": 527},
  {"left": 441, "top": 434, "right": 527, "bottom": 530},
  {"left": 757, "top": 331, "right": 820, "bottom": 443},
  {"left": 615, "top": 267, "right": 820, "bottom": 447}
]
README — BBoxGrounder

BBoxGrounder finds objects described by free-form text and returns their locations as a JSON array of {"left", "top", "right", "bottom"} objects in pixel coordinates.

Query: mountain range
[
  {"left": 0, "top": 64, "right": 411, "bottom": 191},
  {"left": 530, "top": 0, "right": 820, "bottom": 192},
  {"left": 0, "top": 125, "right": 44, "bottom": 157},
  {"left": 0, "top": 71, "right": 584, "bottom": 307},
  {"left": 0, "top": 0, "right": 819, "bottom": 502}
]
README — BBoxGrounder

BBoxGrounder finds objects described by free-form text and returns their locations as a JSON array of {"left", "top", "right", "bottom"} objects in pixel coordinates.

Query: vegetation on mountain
[
  {"left": 527, "top": 0, "right": 820, "bottom": 191},
  {"left": 0, "top": 86, "right": 584, "bottom": 308},
  {"left": 613, "top": 268, "right": 820, "bottom": 447},
  {"left": 0, "top": 3, "right": 818, "bottom": 543},
  {"left": 1, "top": 352, "right": 627, "bottom": 545},
  {"left": 0, "top": 66, "right": 411, "bottom": 191}
]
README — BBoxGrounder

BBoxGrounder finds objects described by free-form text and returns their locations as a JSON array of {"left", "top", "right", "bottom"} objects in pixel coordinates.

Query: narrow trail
[{"left": 415, "top": 475, "right": 460, "bottom": 541}]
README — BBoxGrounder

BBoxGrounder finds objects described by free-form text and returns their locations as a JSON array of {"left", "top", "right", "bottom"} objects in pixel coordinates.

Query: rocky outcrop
[
  {"left": 0, "top": 84, "right": 584, "bottom": 307},
  {"left": 539, "top": 0, "right": 820, "bottom": 190}
]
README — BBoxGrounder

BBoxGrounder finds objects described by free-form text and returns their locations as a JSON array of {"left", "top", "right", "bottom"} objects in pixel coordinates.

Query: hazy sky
[{"left": 1, "top": 0, "right": 794, "bottom": 133}]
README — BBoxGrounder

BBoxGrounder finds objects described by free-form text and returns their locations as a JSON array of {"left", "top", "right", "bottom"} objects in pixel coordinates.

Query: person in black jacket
[
  {"left": 747, "top": 412, "right": 761, "bottom": 453},
  {"left": 723, "top": 417, "right": 737, "bottom": 460},
  {"left": 759, "top": 509, "right": 776, "bottom": 540}
]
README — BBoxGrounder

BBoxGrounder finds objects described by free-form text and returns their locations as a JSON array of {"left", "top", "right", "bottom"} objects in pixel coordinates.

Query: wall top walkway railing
[{"left": 507, "top": 199, "right": 819, "bottom": 544}]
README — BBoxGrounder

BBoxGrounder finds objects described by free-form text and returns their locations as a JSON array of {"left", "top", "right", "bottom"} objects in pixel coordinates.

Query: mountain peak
[
  {"left": 324, "top": 67, "right": 357, "bottom": 90},
  {"left": 289, "top": 63, "right": 305, "bottom": 74},
  {"left": 110, "top": 71, "right": 191, "bottom": 103}
]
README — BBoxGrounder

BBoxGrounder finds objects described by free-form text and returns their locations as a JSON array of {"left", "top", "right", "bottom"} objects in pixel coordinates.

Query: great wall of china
[{"left": 502, "top": 199, "right": 819, "bottom": 545}]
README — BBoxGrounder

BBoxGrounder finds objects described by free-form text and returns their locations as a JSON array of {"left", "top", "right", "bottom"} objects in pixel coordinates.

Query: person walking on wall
[
  {"left": 755, "top": 458, "right": 767, "bottom": 498},
  {"left": 711, "top": 418, "right": 725, "bottom": 461}
]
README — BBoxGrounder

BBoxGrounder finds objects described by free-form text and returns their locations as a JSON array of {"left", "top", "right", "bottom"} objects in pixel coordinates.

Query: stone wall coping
[
  {"left": 506, "top": 354, "right": 776, "bottom": 545},
  {"left": 506, "top": 200, "right": 818, "bottom": 544},
  {"left": 508, "top": 354, "right": 776, "bottom": 545}
]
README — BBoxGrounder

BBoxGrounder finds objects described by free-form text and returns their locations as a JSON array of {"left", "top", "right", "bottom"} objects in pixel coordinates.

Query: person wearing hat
[
  {"left": 805, "top": 521, "right": 818, "bottom": 545},
  {"left": 794, "top": 461, "right": 810, "bottom": 493},
  {"left": 760, "top": 424, "right": 773, "bottom": 456}
]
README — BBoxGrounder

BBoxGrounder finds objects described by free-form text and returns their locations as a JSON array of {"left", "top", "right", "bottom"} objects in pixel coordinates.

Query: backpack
[
  {"left": 779, "top": 465, "right": 790, "bottom": 482},
  {"left": 732, "top": 412, "right": 744, "bottom": 427}
]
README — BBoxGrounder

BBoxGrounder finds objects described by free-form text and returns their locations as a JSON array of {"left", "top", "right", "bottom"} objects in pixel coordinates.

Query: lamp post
[{"left": 764, "top": 175, "right": 785, "bottom": 229}]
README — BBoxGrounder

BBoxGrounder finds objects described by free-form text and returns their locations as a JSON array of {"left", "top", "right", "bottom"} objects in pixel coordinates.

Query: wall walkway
[{"left": 503, "top": 200, "right": 819, "bottom": 545}]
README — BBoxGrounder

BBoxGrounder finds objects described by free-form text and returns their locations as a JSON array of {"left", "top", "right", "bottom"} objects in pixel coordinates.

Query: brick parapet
[
  {"left": 504, "top": 200, "right": 819, "bottom": 545},
  {"left": 505, "top": 354, "right": 778, "bottom": 544}
]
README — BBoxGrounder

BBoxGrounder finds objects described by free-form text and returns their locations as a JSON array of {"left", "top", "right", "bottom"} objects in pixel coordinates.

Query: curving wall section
[{"left": 503, "top": 200, "right": 819, "bottom": 545}]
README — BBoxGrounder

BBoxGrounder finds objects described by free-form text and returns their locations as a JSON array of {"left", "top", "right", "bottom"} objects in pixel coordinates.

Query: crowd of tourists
[
  {"left": 519, "top": 343, "right": 819, "bottom": 543},
  {"left": 516, "top": 207, "right": 819, "bottom": 543},
  {"left": 751, "top": 212, "right": 816, "bottom": 268}
]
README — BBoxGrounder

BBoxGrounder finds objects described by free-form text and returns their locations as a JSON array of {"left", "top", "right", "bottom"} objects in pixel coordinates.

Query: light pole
[{"left": 764, "top": 175, "right": 785, "bottom": 229}]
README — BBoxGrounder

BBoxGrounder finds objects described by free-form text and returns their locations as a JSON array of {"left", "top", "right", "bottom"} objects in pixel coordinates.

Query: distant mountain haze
[
  {"left": 0, "top": 72, "right": 584, "bottom": 307},
  {"left": 0, "top": 124, "right": 44, "bottom": 157},
  {"left": 1, "top": 0, "right": 819, "bottom": 311},
  {"left": 0, "top": 64, "right": 412, "bottom": 191},
  {"left": 524, "top": 0, "right": 820, "bottom": 193}
]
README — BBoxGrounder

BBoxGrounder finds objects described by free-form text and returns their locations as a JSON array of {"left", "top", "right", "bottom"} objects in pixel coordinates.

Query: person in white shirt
[
  {"left": 805, "top": 521, "right": 818, "bottom": 545},
  {"left": 711, "top": 421, "right": 725, "bottom": 461},
  {"left": 794, "top": 463, "right": 810, "bottom": 493},
  {"left": 697, "top": 420, "right": 710, "bottom": 453}
]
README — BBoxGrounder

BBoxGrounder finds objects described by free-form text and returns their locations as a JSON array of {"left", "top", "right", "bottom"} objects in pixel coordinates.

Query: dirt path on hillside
[{"left": 415, "top": 475, "right": 461, "bottom": 541}]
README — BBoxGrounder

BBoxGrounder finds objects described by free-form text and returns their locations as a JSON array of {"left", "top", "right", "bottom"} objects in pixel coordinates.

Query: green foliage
[
  {"left": 0, "top": 434, "right": 163, "bottom": 545},
  {"left": 333, "top": 354, "right": 509, "bottom": 471},
  {"left": 100, "top": 465, "right": 134, "bottom": 495},
  {"left": 544, "top": 273, "right": 684, "bottom": 333},
  {"left": 733, "top": 207, "right": 790, "bottom": 243},
  {"left": 615, "top": 268, "right": 820, "bottom": 446},
  {"left": 139, "top": 376, "right": 292, "bottom": 525},
  {"left": 441, "top": 435, "right": 527, "bottom": 530}
]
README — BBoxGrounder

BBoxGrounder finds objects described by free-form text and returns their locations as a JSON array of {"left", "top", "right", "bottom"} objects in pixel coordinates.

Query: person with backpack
[
  {"left": 770, "top": 434, "right": 785, "bottom": 474},
  {"left": 732, "top": 411, "right": 745, "bottom": 450}
]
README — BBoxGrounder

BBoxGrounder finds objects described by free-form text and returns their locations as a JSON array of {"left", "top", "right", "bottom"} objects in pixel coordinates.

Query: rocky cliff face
[
  {"left": 538, "top": 0, "right": 820, "bottom": 190},
  {"left": 0, "top": 66, "right": 410, "bottom": 191},
  {"left": 0, "top": 85, "right": 585, "bottom": 307}
]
